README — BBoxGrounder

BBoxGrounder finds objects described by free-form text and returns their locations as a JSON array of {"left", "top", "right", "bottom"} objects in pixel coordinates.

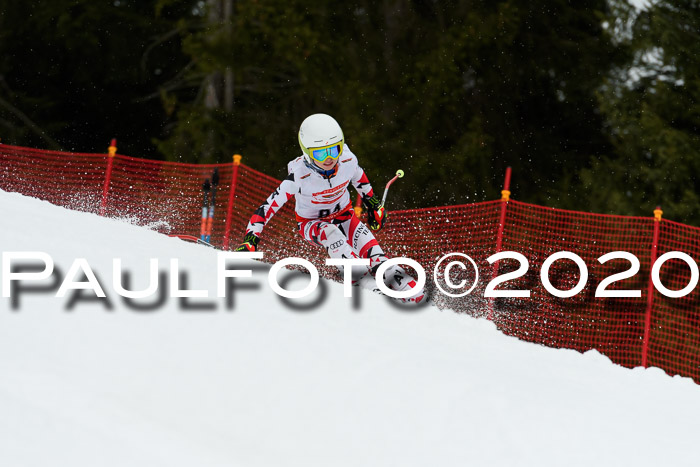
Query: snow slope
[{"left": 1, "top": 189, "right": 699, "bottom": 467}]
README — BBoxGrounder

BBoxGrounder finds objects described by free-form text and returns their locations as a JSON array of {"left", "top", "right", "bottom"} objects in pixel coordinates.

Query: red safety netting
[
  {"left": 1, "top": 143, "right": 699, "bottom": 382},
  {"left": 493, "top": 201, "right": 655, "bottom": 369}
]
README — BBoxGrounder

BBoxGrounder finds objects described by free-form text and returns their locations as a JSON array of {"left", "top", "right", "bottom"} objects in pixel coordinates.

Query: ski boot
[{"left": 377, "top": 263, "right": 427, "bottom": 304}]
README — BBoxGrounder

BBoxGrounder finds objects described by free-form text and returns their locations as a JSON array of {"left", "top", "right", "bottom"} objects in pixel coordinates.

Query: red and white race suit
[
  {"left": 244, "top": 145, "right": 425, "bottom": 302},
  {"left": 244, "top": 146, "right": 386, "bottom": 271}
]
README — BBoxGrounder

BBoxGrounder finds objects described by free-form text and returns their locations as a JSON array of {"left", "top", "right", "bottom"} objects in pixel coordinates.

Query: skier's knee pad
[
  {"left": 320, "top": 224, "right": 368, "bottom": 283},
  {"left": 378, "top": 263, "right": 419, "bottom": 293},
  {"left": 375, "top": 262, "right": 426, "bottom": 303},
  {"left": 381, "top": 263, "right": 406, "bottom": 283},
  {"left": 319, "top": 224, "right": 355, "bottom": 258}
]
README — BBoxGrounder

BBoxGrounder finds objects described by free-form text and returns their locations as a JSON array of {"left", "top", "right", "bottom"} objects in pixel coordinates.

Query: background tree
[
  {"left": 1, "top": 0, "right": 697, "bottom": 225},
  {"left": 579, "top": 0, "right": 700, "bottom": 224},
  {"left": 158, "top": 0, "right": 620, "bottom": 209},
  {"left": 0, "top": 0, "right": 189, "bottom": 156}
]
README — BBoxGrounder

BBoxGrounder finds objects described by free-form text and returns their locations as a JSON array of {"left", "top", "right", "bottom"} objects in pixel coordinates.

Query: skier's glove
[
  {"left": 235, "top": 233, "right": 260, "bottom": 252},
  {"left": 363, "top": 196, "right": 386, "bottom": 231}
]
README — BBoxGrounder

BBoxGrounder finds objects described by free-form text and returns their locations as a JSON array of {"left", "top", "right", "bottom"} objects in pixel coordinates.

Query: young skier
[{"left": 235, "top": 113, "right": 425, "bottom": 303}]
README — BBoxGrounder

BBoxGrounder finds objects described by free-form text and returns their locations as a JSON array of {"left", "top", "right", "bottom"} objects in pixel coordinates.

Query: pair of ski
[{"left": 200, "top": 168, "right": 220, "bottom": 245}]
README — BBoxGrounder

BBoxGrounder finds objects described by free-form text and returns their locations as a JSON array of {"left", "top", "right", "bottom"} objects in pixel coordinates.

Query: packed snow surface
[{"left": 1, "top": 189, "right": 699, "bottom": 467}]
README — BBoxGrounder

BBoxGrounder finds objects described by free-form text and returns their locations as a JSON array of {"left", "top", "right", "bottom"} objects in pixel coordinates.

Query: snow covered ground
[{"left": 1, "top": 189, "right": 700, "bottom": 467}]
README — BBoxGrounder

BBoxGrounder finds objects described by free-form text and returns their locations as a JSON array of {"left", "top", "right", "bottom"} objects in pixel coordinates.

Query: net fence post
[
  {"left": 487, "top": 166, "right": 512, "bottom": 320},
  {"left": 354, "top": 193, "right": 363, "bottom": 218},
  {"left": 99, "top": 138, "right": 117, "bottom": 216},
  {"left": 642, "top": 206, "right": 663, "bottom": 367},
  {"left": 222, "top": 154, "right": 242, "bottom": 250}
]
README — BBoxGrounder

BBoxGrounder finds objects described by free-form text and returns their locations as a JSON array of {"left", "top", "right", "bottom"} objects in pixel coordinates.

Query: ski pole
[
  {"left": 206, "top": 168, "right": 219, "bottom": 243},
  {"left": 200, "top": 178, "right": 210, "bottom": 241},
  {"left": 381, "top": 169, "right": 404, "bottom": 206}
]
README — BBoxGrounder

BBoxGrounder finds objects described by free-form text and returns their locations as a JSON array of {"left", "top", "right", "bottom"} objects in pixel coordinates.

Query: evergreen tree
[
  {"left": 0, "top": 0, "right": 189, "bottom": 156},
  {"left": 580, "top": 0, "right": 700, "bottom": 224},
  {"left": 158, "top": 0, "right": 620, "bottom": 209}
]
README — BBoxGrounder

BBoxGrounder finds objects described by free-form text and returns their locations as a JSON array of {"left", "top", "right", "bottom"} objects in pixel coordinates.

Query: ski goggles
[{"left": 309, "top": 142, "right": 343, "bottom": 163}]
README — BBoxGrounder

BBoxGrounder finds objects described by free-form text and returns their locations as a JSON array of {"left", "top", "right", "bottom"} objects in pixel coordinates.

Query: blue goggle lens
[{"left": 311, "top": 145, "right": 341, "bottom": 162}]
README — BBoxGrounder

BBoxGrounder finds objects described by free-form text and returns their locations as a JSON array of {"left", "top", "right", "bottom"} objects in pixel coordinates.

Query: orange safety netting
[{"left": 1, "top": 143, "right": 699, "bottom": 382}]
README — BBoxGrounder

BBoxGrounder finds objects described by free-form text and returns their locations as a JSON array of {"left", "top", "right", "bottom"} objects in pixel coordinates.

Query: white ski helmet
[{"left": 298, "top": 113, "right": 344, "bottom": 164}]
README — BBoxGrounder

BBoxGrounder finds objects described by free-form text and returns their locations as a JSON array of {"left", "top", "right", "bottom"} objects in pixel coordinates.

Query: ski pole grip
[{"left": 381, "top": 169, "right": 404, "bottom": 206}]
